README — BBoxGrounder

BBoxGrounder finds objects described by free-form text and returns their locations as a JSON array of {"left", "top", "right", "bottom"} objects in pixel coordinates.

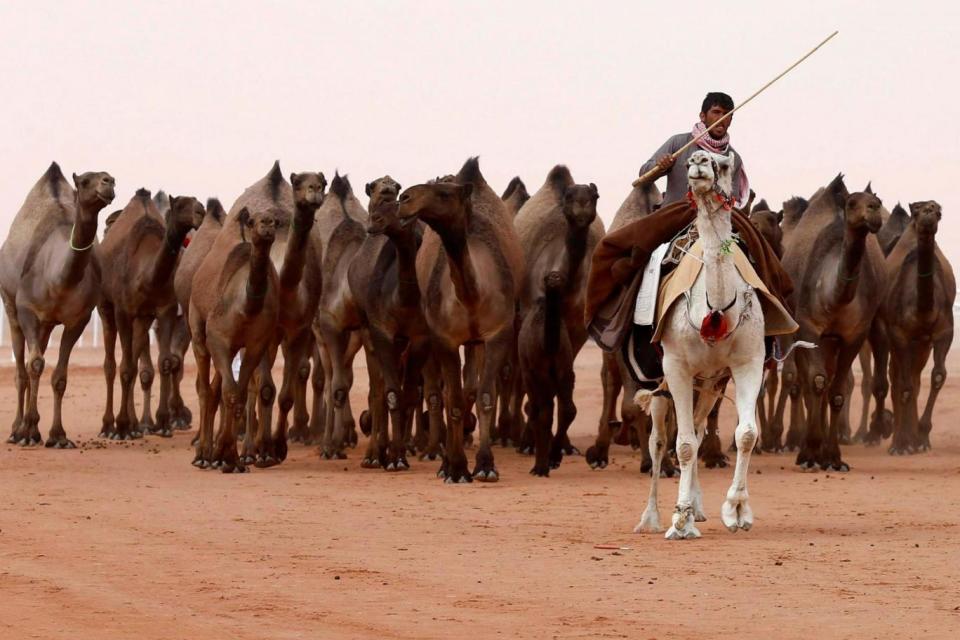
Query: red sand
[{"left": 1, "top": 344, "right": 959, "bottom": 639}]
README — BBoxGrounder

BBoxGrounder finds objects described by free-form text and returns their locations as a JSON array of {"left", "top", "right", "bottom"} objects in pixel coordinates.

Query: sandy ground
[{"left": 2, "top": 341, "right": 960, "bottom": 640}]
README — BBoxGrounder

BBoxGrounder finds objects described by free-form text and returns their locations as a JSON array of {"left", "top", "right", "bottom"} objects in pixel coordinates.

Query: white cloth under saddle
[{"left": 633, "top": 241, "right": 670, "bottom": 326}]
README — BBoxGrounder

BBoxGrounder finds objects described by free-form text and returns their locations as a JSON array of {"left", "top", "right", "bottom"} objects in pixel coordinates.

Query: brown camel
[
  {"left": 514, "top": 166, "right": 603, "bottom": 476},
  {"left": 97, "top": 190, "right": 203, "bottom": 440},
  {"left": 311, "top": 173, "right": 369, "bottom": 458},
  {"left": 584, "top": 181, "right": 665, "bottom": 472},
  {"left": 171, "top": 197, "right": 227, "bottom": 432},
  {"left": 239, "top": 168, "right": 326, "bottom": 467},
  {"left": 0, "top": 163, "right": 115, "bottom": 447},
  {"left": 866, "top": 201, "right": 954, "bottom": 453},
  {"left": 398, "top": 158, "right": 524, "bottom": 482},
  {"left": 784, "top": 175, "right": 884, "bottom": 471},
  {"left": 189, "top": 202, "right": 280, "bottom": 473},
  {"left": 348, "top": 176, "right": 441, "bottom": 470},
  {"left": 501, "top": 177, "right": 530, "bottom": 216}
]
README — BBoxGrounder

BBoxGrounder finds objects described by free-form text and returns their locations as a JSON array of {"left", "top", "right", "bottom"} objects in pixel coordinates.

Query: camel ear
[
  {"left": 589, "top": 183, "right": 599, "bottom": 200},
  {"left": 908, "top": 202, "right": 920, "bottom": 218},
  {"left": 365, "top": 181, "right": 374, "bottom": 197},
  {"left": 72, "top": 173, "right": 80, "bottom": 188},
  {"left": 319, "top": 172, "right": 327, "bottom": 190},
  {"left": 290, "top": 173, "right": 301, "bottom": 188},
  {"left": 238, "top": 207, "right": 251, "bottom": 226},
  {"left": 776, "top": 210, "right": 784, "bottom": 223}
]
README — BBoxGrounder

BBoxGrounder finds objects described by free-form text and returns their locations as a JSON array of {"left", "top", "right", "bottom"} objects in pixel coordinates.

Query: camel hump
[
  {"left": 43, "top": 162, "right": 67, "bottom": 200},
  {"left": 267, "top": 160, "right": 284, "bottom": 202},
  {"left": 753, "top": 199, "right": 770, "bottom": 212},
  {"left": 456, "top": 157, "right": 487, "bottom": 188},
  {"left": 205, "top": 198, "right": 226, "bottom": 224},
  {"left": 135, "top": 187, "right": 152, "bottom": 200},
  {"left": 329, "top": 172, "right": 352, "bottom": 201},
  {"left": 827, "top": 173, "right": 849, "bottom": 208},
  {"left": 545, "top": 165, "right": 574, "bottom": 197},
  {"left": 502, "top": 177, "right": 528, "bottom": 202}
]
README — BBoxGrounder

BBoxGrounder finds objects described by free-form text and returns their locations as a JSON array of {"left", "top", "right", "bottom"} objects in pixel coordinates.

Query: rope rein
[{"left": 69, "top": 225, "right": 95, "bottom": 252}]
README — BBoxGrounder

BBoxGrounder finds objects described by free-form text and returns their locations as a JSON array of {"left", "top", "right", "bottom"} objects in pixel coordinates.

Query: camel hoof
[
  {"left": 888, "top": 445, "right": 914, "bottom": 456},
  {"left": 517, "top": 445, "right": 534, "bottom": 456},
  {"left": 561, "top": 445, "right": 581, "bottom": 456},
  {"left": 473, "top": 468, "right": 499, "bottom": 482},
  {"left": 360, "top": 456, "right": 381, "bottom": 469},
  {"left": 44, "top": 437, "right": 76, "bottom": 449},
  {"left": 255, "top": 455, "right": 279, "bottom": 469},
  {"left": 721, "top": 497, "right": 753, "bottom": 532},
  {"left": 634, "top": 509, "right": 663, "bottom": 534},
  {"left": 664, "top": 524, "right": 701, "bottom": 540},
  {"left": 703, "top": 453, "right": 730, "bottom": 469},
  {"left": 529, "top": 465, "right": 550, "bottom": 477},
  {"left": 797, "top": 460, "right": 819, "bottom": 472},
  {"left": 822, "top": 461, "right": 850, "bottom": 472},
  {"left": 147, "top": 427, "right": 173, "bottom": 438},
  {"left": 14, "top": 434, "right": 43, "bottom": 446},
  {"left": 220, "top": 462, "right": 248, "bottom": 474},
  {"left": 419, "top": 450, "right": 441, "bottom": 462},
  {"left": 385, "top": 457, "right": 410, "bottom": 472},
  {"left": 585, "top": 446, "right": 606, "bottom": 469}
]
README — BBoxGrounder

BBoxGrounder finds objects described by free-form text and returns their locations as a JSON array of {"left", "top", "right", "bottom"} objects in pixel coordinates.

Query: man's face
[{"left": 700, "top": 104, "right": 732, "bottom": 139}]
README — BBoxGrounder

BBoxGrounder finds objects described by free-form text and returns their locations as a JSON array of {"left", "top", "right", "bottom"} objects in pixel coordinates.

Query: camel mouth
[{"left": 98, "top": 191, "right": 116, "bottom": 205}]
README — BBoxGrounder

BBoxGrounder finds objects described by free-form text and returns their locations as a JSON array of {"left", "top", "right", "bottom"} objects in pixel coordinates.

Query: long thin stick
[{"left": 633, "top": 30, "right": 838, "bottom": 188}]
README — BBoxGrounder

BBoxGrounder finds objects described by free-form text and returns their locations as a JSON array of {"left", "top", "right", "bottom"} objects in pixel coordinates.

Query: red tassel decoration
[{"left": 700, "top": 310, "right": 729, "bottom": 342}]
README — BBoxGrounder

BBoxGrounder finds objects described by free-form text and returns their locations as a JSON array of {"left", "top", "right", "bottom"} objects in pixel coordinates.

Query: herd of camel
[{"left": 0, "top": 157, "right": 953, "bottom": 481}]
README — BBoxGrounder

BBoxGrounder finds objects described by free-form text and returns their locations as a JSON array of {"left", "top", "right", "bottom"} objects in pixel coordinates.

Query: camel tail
[{"left": 634, "top": 388, "right": 655, "bottom": 414}]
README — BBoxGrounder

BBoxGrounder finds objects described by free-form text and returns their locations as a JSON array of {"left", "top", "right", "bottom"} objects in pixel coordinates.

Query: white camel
[{"left": 635, "top": 149, "right": 766, "bottom": 540}]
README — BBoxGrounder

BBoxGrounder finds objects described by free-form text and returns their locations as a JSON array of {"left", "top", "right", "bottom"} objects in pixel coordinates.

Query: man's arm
[{"left": 638, "top": 134, "right": 686, "bottom": 184}]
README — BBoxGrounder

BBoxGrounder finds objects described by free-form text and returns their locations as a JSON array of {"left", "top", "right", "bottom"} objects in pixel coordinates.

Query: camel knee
[
  {"left": 120, "top": 366, "right": 136, "bottom": 385},
  {"left": 139, "top": 368, "right": 154, "bottom": 388},
  {"left": 159, "top": 356, "right": 175, "bottom": 375},
  {"left": 813, "top": 374, "right": 827, "bottom": 394},
  {"left": 30, "top": 356, "right": 44, "bottom": 376},
  {"left": 427, "top": 393, "right": 442, "bottom": 412},
  {"left": 386, "top": 390, "right": 400, "bottom": 412},
  {"left": 932, "top": 369, "right": 946, "bottom": 390},
  {"left": 735, "top": 422, "right": 758, "bottom": 452},
  {"left": 899, "top": 388, "right": 913, "bottom": 404},
  {"left": 51, "top": 372, "right": 67, "bottom": 395},
  {"left": 676, "top": 435, "right": 697, "bottom": 465},
  {"left": 830, "top": 393, "right": 844, "bottom": 410},
  {"left": 500, "top": 363, "right": 512, "bottom": 383},
  {"left": 297, "top": 364, "right": 310, "bottom": 383},
  {"left": 332, "top": 388, "right": 347, "bottom": 409},
  {"left": 260, "top": 383, "right": 276, "bottom": 407},
  {"left": 479, "top": 392, "right": 494, "bottom": 414}
]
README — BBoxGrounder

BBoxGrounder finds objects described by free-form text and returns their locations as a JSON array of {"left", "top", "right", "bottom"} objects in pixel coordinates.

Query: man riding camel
[
  {"left": 584, "top": 91, "right": 792, "bottom": 362},
  {"left": 639, "top": 92, "right": 749, "bottom": 208}
]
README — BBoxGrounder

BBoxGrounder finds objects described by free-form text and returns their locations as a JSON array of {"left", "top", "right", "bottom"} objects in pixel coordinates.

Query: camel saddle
[
  {"left": 585, "top": 199, "right": 795, "bottom": 351},
  {"left": 651, "top": 239, "right": 798, "bottom": 342}
]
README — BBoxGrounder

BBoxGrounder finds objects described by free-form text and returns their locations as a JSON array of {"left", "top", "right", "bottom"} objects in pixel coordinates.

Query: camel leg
[
  {"left": 796, "top": 338, "right": 833, "bottom": 470},
  {"left": 361, "top": 337, "right": 387, "bottom": 468},
  {"left": 290, "top": 333, "right": 313, "bottom": 444},
  {"left": 436, "top": 343, "right": 470, "bottom": 483},
  {"left": 399, "top": 337, "right": 432, "bottom": 463},
  {"left": 3, "top": 295, "right": 29, "bottom": 444},
  {"left": 368, "top": 329, "right": 410, "bottom": 472},
  {"left": 852, "top": 343, "right": 873, "bottom": 443},
  {"left": 768, "top": 353, "right": 797, "bottom": 452},
  {"left": 45, "top": 317, "right": 88, "bottom": 448},
  {"left": 661, "top": 360, "right": 700, "bottom": 540},
  {"left": 586, "top": 351, "right": 621, "bottom": 469},
  {"left": 888, "top": 337, "right": 920, "bottom": 455},
  {"left": 270, "top": 332, "right": 307, "bottom": 467},
  {"left": 721, "top": 358, "right": 763, "bottom": 532},
  {"left": 191, "top": 322, "right": 216, "bottom": 468},
  {"left": 18, "top": 311, "right": 52, "bottom": 447},
  {"left": 306, "top": 339, "right": 326, "bottom": 445},
  {"left": 702, "top": 388, "right": 730, "bottom": 468},
  {"left": 151, "top": 308, "right": 177, "bottom": 437},
  {"left": 137, "top": 328, "right": 157, "bottom": 436},
  {"left": 211, "top": 343, "right": 259, "bottom": 474},
  {"left": 97, "top": 304, "right": 119, "bottom": 438},
  {"left": 765, "top": 366, "right": 779, "bottom": 430},
  {"left": 784, "top": 357, "right": 807, "bottom": 453},
  {"left": 820, "top": 343, "right": 861, "bottom": 471},
  {"left": 472, "top": 329, "right": 512, "bottom": 482},
  {"left": 866, "top": 319, "right": 892, "bottom": 445},
  {"left": 168, "top": 312, "right": 193, "bottom": 430},
  {"left": 317, "top": 320, "right": 353, "bottom": 459},
  {"left": 918, "top": 333, "right": 951, "bottom": 451},
  {"left": 526, "top": 383, "right": 554, "bottom": 478},
  {"left": 251, "top": 344, "right": 279, "bottom": 467},
  {"left": 549, "top": 367, "right": 577, "bottom": 471},
  {"left": 462, "top": 343, "right": 483, "bottom": 447},
  {"left": 112, "top": 311, "right": 143, "bottom": 440},
  {"left": 635, "top": 394, "right": 669, "bottom": 533},
  {"left": 838, "top": 369, "right": 854, "bottom": 445},
  {"left": 420, "top": 352, "right": 445, "bottom": 462}
]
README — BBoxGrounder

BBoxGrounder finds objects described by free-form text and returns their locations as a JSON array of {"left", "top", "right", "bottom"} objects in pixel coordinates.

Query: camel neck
[
  {"left": 387, "top": 227, "right": 420, "bottom": 307},
  {"left": 279, "top": 203, "right": 317, "bottom": 291},
  {"left": 561, "top": 224, "right": 591, "bottom": 295},
  {"left": 916, "top": 230, "right": 936, "bottom": 317},
  {"left": 832, "top": 225, "right": 869, "bottom": 308},
  {"left": 693, "top": 193, "right": 736, "bottom": 311},
  {"left": 245, "top": 241, "right": 273, "bottom": 315},
  {"left": 434, "top": 223, "right": 479, "bottom": 306},
  {"left": 149, "top": 224, "right": 189, "bottom": 289},
  {"left": 61, "top": 198, "right": 103, "bottom": 288}
]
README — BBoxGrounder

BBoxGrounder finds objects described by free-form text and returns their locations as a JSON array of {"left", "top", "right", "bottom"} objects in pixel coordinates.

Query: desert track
[{"left": 2, "top": 342, "right": 959, "bottom": 639}]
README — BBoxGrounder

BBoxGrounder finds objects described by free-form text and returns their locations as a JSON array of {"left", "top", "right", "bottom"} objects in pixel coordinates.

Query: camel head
[
  {"left": 72, "top": 171, "right": 116, "bottom": 212},
  {"left": 749, "top": 209, "right": 784, "bottom": 258},
  {"left": 686, "top": 150, "right": 735, "bottom": 200},
  {"left": 167, "top": 196, "right": 205, "bottom": 235},
  {"left": 367, "top": 199, "right": 406, "bottom": 237},
  {"left": 844, "top": 192, "right": 883, "bottom": 234},
  {"left": 237, "top": 206, "right": 278, "bottom": 247},
  {"left": 398, "top": 181, "right": 473, "bottom": 231},
  {"left": 562, "top": 183, "right": 599, "bottom": 230},
  {"left": 366, "top": 176, "right": 402, "bottom": 213},
  {"left": 291, "top": 172, "right": 327, "bottom": 210},
  {"left": 909, "top": 201, "right": 942, "bottom": 236}
]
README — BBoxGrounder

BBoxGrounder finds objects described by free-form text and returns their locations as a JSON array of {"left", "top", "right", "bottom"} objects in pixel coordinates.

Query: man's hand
[{"left": 655, "top": 154, "right": 675, "bottom": 173}]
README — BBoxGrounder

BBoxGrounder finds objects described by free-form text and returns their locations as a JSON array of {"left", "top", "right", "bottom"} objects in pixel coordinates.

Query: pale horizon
[{"left": 1, "top": 1, "right": 957, "bottom": 262}]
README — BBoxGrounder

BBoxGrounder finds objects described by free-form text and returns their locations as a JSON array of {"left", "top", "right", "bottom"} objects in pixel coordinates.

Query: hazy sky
[{"left": 1, "top": 1, "right": 957, "bottom": 262}]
